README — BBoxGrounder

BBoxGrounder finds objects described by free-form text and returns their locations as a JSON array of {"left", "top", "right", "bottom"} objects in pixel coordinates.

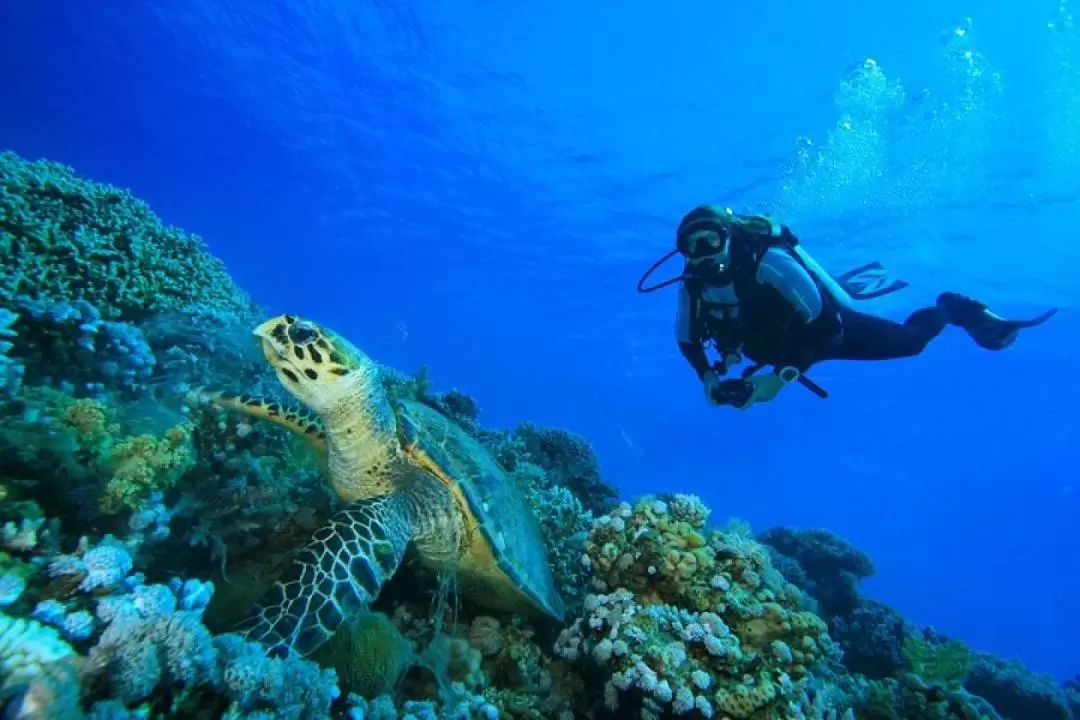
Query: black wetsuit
[{"left": 675, "top": 246, "right": 949, "bottom": 378}]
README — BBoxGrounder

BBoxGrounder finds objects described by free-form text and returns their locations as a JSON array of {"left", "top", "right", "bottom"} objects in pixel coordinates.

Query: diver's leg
[
  {"left": 819, "top": 293, "right": 1058, "bottom": 362},
  {"left": 823, "top": 306, "right": 947, "bottom": 361}
]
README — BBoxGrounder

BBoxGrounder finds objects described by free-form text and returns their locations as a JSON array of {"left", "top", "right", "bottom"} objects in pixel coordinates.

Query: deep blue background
[{"left": 2, "top": 0, "right": 1077, "bottom": 680}]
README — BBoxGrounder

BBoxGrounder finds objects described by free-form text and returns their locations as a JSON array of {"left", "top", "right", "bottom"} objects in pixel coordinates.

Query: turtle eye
[{"left": 288, "top": 322, "right": 317, "bottom": 346}]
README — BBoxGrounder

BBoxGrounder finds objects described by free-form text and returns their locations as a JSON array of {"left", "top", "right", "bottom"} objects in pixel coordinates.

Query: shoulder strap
[{"left": 680, "top": 270, "right": 708, "bottom": 344}]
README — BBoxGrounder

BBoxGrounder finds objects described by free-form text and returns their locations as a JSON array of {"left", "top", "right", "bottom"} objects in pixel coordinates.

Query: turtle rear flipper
[
  {"left": 194, "top": 388, "right": 328, "bottom": 458},
  {"left": 234, "top": 495, "right": 412, "bottom": 658}
]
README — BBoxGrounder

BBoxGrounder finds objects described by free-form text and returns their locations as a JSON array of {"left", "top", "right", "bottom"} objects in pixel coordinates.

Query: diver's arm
[
  {"left": 675, "top": 284, "right": 713, "bottom": 381},
  {"left": 755, "top": 248, "right": 823, "bottom": 322}
]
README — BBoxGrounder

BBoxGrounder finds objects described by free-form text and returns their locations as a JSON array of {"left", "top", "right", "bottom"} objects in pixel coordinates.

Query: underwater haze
[{"left": 2, "top": 0, "right": 1079, "bottom": 697}]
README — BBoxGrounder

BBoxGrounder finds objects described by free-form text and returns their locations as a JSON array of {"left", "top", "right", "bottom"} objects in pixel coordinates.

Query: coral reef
[
  {"left": 0, "top": 148, "right": 1076, "bottom": 720},
  {"left": 966, "top": 652, "right": 1077, "bottom": 720},
  {"left": 758, "top": 527, "right": 875, "bottom": 620},
  {"left": 829, "top": 598, "right": 908, "bottom": 679},
  {"left": 902, "top": 629, "right": 974, "bottom": 688},
  {"left": 859, "top": 673, "right": 1002, "bottom": 719},
  {"left": 504, "top": 423, "right": 618, "bottom": 517},
  {"left": 555, "top": 495, "right": 837, "bottom": 718}
]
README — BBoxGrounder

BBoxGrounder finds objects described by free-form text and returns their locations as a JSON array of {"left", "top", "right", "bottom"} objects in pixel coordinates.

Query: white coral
[
  {"left": 0, "top": 612, "right": 74, "bottom": 690},
  {"left": 668, "top": 494, "right": 710, "bottom": 526}
]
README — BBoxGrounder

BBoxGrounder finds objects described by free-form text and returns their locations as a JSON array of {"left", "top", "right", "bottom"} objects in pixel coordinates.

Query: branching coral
[
  {"left": 174, "top": 397, "right": 331, "bottom": 569},
  {"left": 515, "top": 462, "right": 592, "bottom": 613},
  {"left": 508, "top": 423, "right": 617, "bottom": 516},
  {"left": 828, "top": 598, "right": 907, "bottom": 679},
  {"left": 46, "top": 572, "right": 341, "bottom": 718},
  {"left": 965, "top": 650, "right": 1075, "bottom": 720},
  {"left": 1, "top": 389, "right": 195, "bottom": 519},
  {"left": 3, "top": 296, "right": 158, "bottom": 396}
]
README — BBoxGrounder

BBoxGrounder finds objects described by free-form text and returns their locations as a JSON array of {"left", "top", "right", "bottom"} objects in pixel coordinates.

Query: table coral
[
  {"left": 0, "top": 151, "right": 257, "bottom": 323},
  {"left": 557, "top": 494, "right": 835, "bottom": 719}
]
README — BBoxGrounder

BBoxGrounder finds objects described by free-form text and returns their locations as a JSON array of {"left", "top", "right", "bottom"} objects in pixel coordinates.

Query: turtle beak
[{"left": 252, "top": 317, "right": 291, "bottom": 364}]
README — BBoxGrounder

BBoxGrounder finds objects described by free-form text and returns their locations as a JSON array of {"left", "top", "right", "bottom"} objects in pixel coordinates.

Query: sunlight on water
[
  {"left": 774, "top": 18, "right": 1004, "bottom": 228},
  {"left": 768, "top": 14, "right": 1080, "bottom": 309},
  {"left": 777, "top": 58, "right": 907, "bottom": 223},
  {"left": 153, "top": 0, "right": 1079, "bottom": 309},
  {"left": 1046, "top": 0, "right": 1080, "bottom": 173}
]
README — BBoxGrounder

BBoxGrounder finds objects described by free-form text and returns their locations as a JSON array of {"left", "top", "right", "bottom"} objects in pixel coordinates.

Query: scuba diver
[{"left": 637, "top": 205, "right": 1058, "bottom": 410}]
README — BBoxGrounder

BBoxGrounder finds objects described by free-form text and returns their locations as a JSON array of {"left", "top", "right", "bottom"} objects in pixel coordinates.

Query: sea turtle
[{"left": 202, "top": 314, "right": 566, "bottom": 657}]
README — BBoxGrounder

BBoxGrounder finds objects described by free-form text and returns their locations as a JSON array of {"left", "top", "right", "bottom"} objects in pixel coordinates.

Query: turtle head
[{"left": 253, "top": 314, "right": 377, "bottom": 415}]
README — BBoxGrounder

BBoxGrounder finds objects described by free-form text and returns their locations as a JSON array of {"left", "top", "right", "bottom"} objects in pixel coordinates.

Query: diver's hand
[
  {"left": 703, "top": 370, "right": 724, "bottom": 406},
  {"left": 708, "top": 367, "right": 801, "bottom": 410},
  {"left": 706, "top": 376, "right": 755, "bottom": 409},
  {"left": 747, "top": 366, "right": 800, "bottom": 403}
]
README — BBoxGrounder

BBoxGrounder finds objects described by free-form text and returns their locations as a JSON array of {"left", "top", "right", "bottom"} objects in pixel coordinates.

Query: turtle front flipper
[
  {"left": 233, "top": 494, "right": 412, "bottom": 658},
  {"left": 193, "top": 388, "right": 328, "bottom": 460}
]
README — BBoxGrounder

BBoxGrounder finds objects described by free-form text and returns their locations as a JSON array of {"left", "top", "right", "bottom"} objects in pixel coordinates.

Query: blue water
[{"left": 2, "top": 0, "right": 1078, "bottom": 681}]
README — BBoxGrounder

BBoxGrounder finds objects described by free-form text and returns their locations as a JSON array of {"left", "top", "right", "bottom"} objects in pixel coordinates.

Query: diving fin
[
  {"left": 835, "top": 261, "right": 910, "bottom": 300},
  {"left": 937, "top": 293, "right": 1058, "bottom": 351},
  {"left": 968, "top": 308, "right": 1058, "bottom": 350}
]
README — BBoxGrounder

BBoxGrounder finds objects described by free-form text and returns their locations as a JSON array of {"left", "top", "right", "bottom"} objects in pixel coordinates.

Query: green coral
[
  {"left": 862, "top": 674, "right": 1000, "bottom": 719},
  {"left": 0, "top": 553, "right": 37, "bottom": 583},
  {"left": 315, "top": 611, "right": 416, "bottom": 698},
  {"left": 55, "top": 394, "right": 194, "bottom": 513},
  {"left": 902, "top": 633, "right": 974, "bottom": 687},
  {"left": 97, "top": 424, "right": 193, "bottom": 513},
  {"left": 0, "top": 150, "right": 257, "bottom": 322},
  {"left": 0, "top": 388, "right": 194, "bottom": 515}
]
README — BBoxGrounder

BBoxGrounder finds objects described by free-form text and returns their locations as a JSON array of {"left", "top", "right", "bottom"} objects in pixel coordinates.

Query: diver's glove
[
  {"left": 703, "top": 357, "right": 740, "bottom": 407},
  {"left": 707, "top": 366, "right": 802, "bottom": 410},
  {"left": 703, "top": 370, "right": 723, "bottom": 406},
  {"left": 706, "top": 377, "right": 755, "bottom": 408},
  {"left": 746, "top": 366, "right": 800, "bottom": 405}
]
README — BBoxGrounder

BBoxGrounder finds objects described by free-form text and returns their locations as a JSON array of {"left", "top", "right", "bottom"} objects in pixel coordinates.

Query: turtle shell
[{"left": 395, "top": 399, "right": 566, "bottom": 622}]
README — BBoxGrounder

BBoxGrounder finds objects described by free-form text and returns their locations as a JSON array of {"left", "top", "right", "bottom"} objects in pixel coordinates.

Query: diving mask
[
  {"left": 675, "top": 207, "right": 734, "bottom": 262},
  {"left": 680, "top": 227, "right": 731, "bottom": 267},
  {"left": 636, "top": 205, "right": 738, "bottom": 293}
]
